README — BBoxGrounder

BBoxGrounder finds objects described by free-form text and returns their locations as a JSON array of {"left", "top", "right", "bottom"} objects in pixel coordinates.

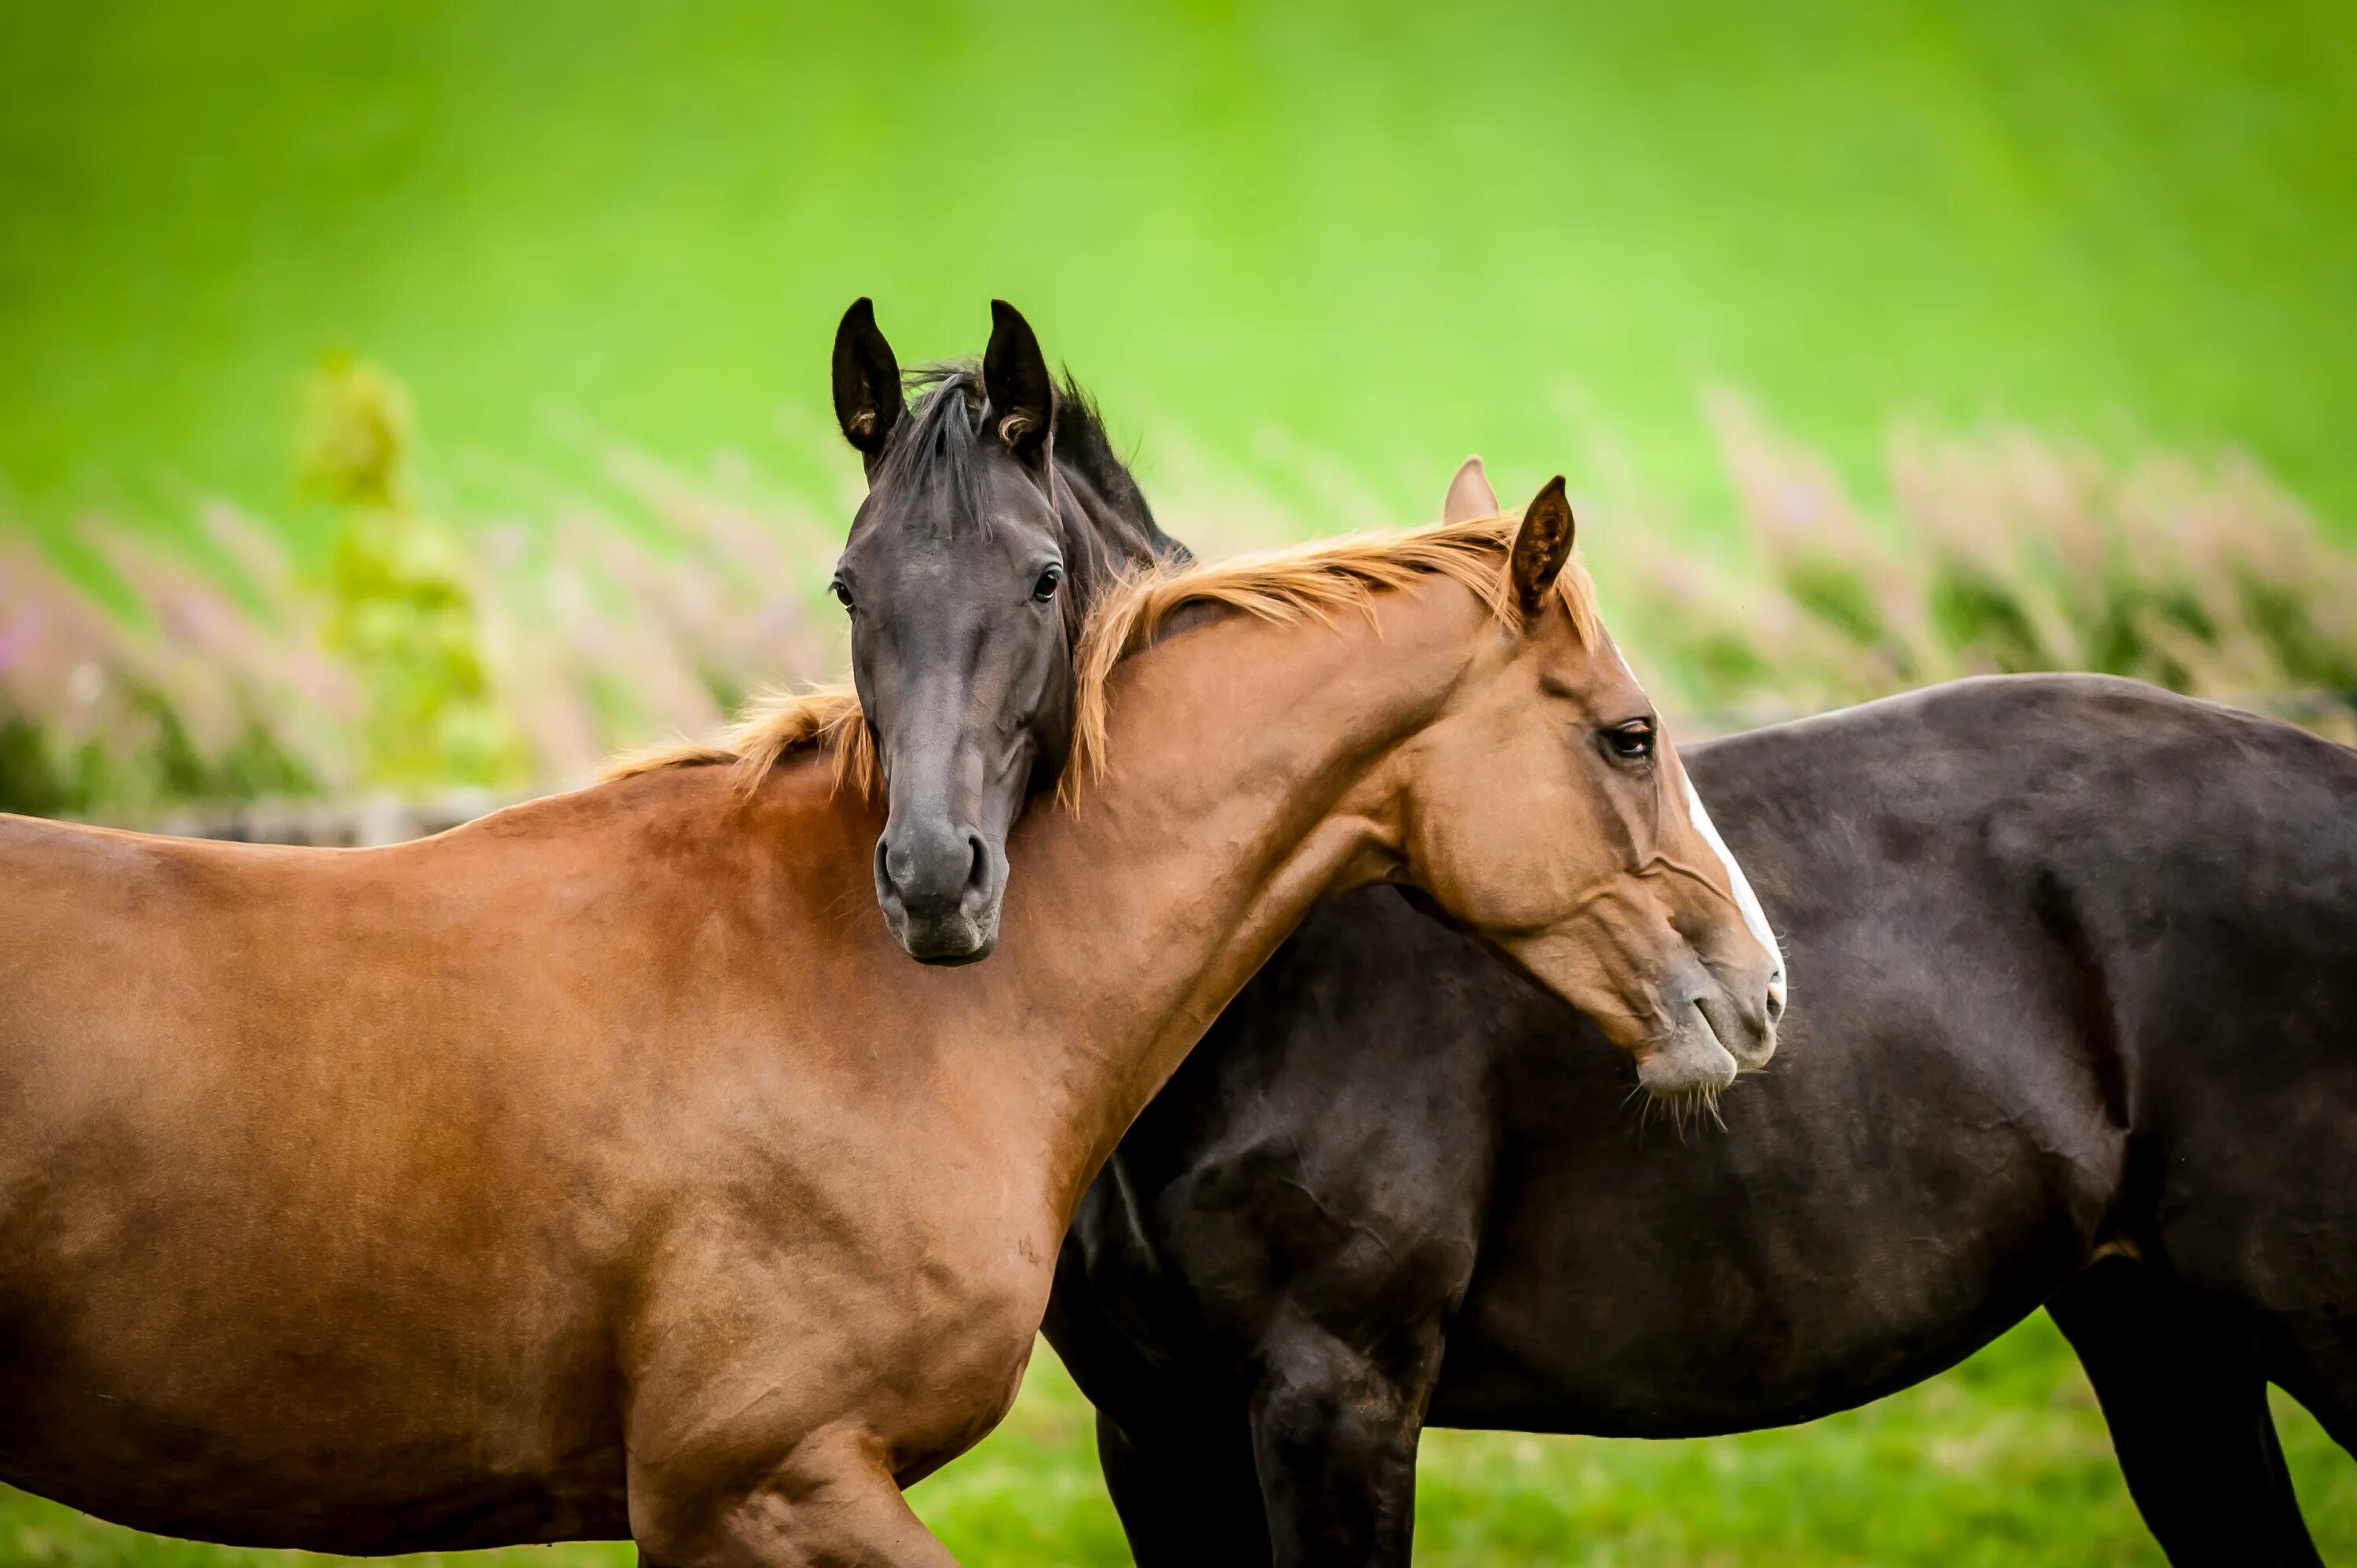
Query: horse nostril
[
  {"left": 1766, "top": 976, "right": 1787, "bottom": 1024},
  {"left": 875, "top": 824, "right": 988, "bottom": 913}
]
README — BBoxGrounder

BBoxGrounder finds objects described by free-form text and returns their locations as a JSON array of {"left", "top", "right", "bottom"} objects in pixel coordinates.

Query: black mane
[
  {"left": 862, "top": 363, "right": 1188, "bottom": 613},
  {"left": 1050, "top": 379, "right": 1181, "bottom": 566}
]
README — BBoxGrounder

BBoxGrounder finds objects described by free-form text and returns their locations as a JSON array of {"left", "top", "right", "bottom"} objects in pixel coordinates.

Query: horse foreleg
[
  {"left": 1247, "top": 1318, "right": 1442, "bottom": 1568},
  {"left": 629, "top": 1423, "right": 959, "bottom": 1568},
  {"left": 1094, "top": 1402, "right": 1273, "bottom": 1568},
  {"left": 2260, "top": 1301, "right": 2357, "bottom": 1464},
  {"left": 2050, "top": 1261, "right": 2323, "bottom": 1567}
]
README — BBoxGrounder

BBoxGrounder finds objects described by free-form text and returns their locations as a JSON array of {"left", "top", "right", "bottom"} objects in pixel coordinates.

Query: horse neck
[
  {"left": 989, "top": 577, "right": 1490, "bottom": 1214},
  {"left": 1051, "top": 453, "right": 1184, "bottom": 592}
]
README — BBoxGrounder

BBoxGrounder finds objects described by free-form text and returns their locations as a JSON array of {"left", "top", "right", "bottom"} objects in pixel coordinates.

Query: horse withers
[{"left": 0, "top": 495, "right": 1772, "bottom": 1564}]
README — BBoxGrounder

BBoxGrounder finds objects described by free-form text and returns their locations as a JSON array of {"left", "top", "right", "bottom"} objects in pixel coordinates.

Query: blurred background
[{"left": 2, "top": 2, "right": 2353, "bottom": 1563}]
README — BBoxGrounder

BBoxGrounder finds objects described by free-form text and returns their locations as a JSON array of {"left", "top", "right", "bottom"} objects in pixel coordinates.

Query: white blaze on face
[
  {"left": 1681, "top": 775, "right": 1787, "bottom": 1012},
  {"left": 1609, "top": 636, "right": 1785, "bottom": 1009}
]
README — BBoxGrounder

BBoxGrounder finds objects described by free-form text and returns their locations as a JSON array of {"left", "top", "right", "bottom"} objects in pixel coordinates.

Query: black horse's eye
[
  {"left": 1604, "top": 719, "right": 1656, "bottom": 761},
  {"left": 831, "top": 579, "right": 855, "bottom": 611},
  {"left": 1032, "top": 563, "right": 1065, "bottom": 602}
]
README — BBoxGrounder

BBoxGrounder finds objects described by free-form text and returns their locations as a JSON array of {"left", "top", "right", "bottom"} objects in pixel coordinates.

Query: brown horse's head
[
  {"left": 828, "top": 298, "right": 1184, "bottom": 963},
  {"left": 1395, "top": 465, "right": 1784, "bottom": 1099}
]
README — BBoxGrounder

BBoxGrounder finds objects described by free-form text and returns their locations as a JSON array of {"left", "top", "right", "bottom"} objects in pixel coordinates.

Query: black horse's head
[{"left": 830, "top": 299, "right": 1186, "bottom": 963}]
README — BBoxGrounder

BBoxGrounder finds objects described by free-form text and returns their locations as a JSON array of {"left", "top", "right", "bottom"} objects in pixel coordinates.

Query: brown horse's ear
[
  {"left": 833, "top": 298, "right": 903, "bottom": 463},
  {"left": 1509, "top": 475, "right": 1576, "bottom": 618},
  {"left": 983, "top": 299, "right": 1056, "bottom": 463},
  {"left": 1442, "top": 455, "right": 1500, "bottom": 523}
]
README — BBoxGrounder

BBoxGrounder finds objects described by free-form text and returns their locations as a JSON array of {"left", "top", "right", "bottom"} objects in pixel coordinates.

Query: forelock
[{"left": 862, "top": 365, "right": 989, "bottom": 538}]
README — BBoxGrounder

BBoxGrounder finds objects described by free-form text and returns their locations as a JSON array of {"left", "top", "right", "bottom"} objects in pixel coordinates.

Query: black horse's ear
[
  {"left": 982, "top": 299, "right": 1056, "bottom": 462},
  {"left": 832, "top": 298, "right": 903, "bottom": 462},
  {"left": 1509, "top": 475, "right": 1576, "bottom": 618}
]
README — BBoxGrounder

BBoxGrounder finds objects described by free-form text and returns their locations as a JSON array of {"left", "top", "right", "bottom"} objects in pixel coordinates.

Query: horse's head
[
  {"left": 1400, "top": 463, "right": 1784, "bottom": 1099},
  {"left": 830, "top": 298, "right": 1181, "bottom": 963}
]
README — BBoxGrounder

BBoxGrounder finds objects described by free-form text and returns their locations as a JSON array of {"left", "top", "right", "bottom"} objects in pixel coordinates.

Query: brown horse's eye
[
  {"left": 831, "top": 579, "right": 855, "bottom": 611},
  {"left": 1604, "top": 720, "right": 1656, "bottom": 761},
  {"left": 1032, "top": 564, "right": 1065, "bottom": 602}
]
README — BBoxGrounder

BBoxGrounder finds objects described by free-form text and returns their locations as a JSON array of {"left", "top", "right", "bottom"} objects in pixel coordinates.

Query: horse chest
[{"left": 622, "top": 1124, "right": 1058, "bottom": 1466}]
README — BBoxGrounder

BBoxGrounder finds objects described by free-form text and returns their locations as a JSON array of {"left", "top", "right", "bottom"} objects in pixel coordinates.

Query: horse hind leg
[{"left": 2049, "top": 1260, "right": 2323, "bottom": 1567}]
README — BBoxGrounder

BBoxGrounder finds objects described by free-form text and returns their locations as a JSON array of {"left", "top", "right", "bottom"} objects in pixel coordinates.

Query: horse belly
[
  {"left": 0, "top": 1222, "right": 632, "bottom": 1552},
  {"left": 1430, "top": 1092, "right": 2106, "bottom": 1438},
  {"left": 0, "top": 844, "right": 634, "bottom": 1549},
  {"left": 0, "top": 1405, "right": 628, "bottom": 1554}
]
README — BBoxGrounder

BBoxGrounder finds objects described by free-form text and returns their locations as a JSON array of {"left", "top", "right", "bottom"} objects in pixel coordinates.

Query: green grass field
[
  {"left": 5, "top": 0, "right": 2355, "bottom": 559},
  {"left": 5, "top": 1321, "right": 2353, "bottom": 1566}
]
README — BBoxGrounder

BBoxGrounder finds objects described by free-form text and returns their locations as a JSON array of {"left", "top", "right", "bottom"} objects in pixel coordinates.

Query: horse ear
[
  {"left": 832, "top": 298, "right": 902, "bottom": 462},
  {"left": 1442, "top": 455, "right": 1500, "bottom": 523},
  {"left": 1509, "top": 476, "right": 1576, "bottom": 617},
  {"left": 983, "top": 299, "right": 1056, "bottom": 462}
]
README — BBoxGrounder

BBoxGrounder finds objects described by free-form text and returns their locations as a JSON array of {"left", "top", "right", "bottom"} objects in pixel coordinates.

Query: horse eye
[
  {"left": 1604, "top": 720, "right": 1656, "bottom": 760},
  {"left": 1032, "top": 564, "right": 1065, "bottom": 602},
  {"left": 830, "top": 580, "right": 855, "bottom": 611}
]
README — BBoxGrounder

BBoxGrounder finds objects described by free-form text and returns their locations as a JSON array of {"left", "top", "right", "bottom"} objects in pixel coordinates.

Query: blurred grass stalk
[
  {"left": 1610, "top": 394, "right": 2357, "bottom": 741},
  {"left": 3, "top": 369, "right": 2352, "bottom": 821},
  {"left": 1, "top": 359, "right": 847, "bottom": 818}
]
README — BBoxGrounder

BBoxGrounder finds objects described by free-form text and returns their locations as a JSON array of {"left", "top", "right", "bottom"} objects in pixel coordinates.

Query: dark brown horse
[
  {"left": 1046, "top": 467, "right": 2357, "bottom": 1566},
  {"left": 823, "top": 394, "right": 2352, "bottom": 1563},
  {"left": 0, "top": 500, "right": 1775, "bottom": 1563}
]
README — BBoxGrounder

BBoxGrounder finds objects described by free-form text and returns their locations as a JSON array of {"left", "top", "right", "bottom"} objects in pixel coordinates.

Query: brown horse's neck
[{"left": 973, "top": 577, "right": 1494, "bottom": 1216}]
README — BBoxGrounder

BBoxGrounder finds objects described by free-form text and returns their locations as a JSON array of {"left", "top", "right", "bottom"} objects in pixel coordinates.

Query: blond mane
[
  {"left": 601, "top": 682, "right": 878, "bottom": 798},
  {"left": 601, "top": 509, "right": 1597, "bottom": 804},
  {"left": 1061, "top": 511, "right": 1596, "bottom": 801}
]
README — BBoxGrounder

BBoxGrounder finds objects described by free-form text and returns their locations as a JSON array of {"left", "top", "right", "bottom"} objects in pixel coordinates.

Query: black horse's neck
[{"left": 1047, "top": 377, "right": 1190, "bottom": 585}]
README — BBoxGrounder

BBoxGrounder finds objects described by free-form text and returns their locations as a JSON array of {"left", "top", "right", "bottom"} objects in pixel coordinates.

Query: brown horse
[{"left": 0, "top": 489, "right": 1777, "bottom": 1564}]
